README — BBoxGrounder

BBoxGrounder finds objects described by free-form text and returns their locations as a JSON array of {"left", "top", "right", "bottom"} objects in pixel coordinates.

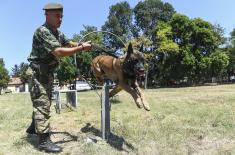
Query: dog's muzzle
[
  {"left": 135, "top": 68, "right": 145, "bottom": 77},
  {"left": 135, "top": 62, "right": 145, "bottom": 77}
]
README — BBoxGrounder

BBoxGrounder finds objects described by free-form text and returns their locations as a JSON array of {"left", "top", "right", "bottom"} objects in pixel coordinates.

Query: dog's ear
[
  {"left": 127, "top": 42, "right": 133, "bottom": 58},
  {"left": 139, "top": 44, "right": 144, "bottom": 52}
]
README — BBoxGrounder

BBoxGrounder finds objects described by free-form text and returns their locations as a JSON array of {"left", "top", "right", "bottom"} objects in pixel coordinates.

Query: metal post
[
  {"left": 101, "top": 80, "right": 110, "bottom": 140},
  {"left": 55, "top": 91, "right": 61, "bottom": 114}
]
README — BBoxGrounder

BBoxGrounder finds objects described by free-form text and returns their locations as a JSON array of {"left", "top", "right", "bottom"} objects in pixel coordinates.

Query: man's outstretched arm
[{"left": 52, "top": 41, "right": 91, "bottom": 57}]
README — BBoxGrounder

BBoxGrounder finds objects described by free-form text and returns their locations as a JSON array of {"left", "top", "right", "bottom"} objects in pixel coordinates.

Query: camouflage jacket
[{"left": 28, "top": 23, "right": 69, "bottom": 64}]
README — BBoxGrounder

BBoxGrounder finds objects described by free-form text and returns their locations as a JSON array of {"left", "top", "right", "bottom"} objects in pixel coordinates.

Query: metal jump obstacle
[
  {"left": 53, "top": 78, "right": 112, "bottom": 141},
  {"left": 101, "top": 80, "right": 111, "bottom": 140}
]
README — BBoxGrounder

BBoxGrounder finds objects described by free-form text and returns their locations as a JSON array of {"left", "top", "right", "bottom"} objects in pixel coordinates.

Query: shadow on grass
[
  {"left": 109, "top": 98, "right": 121, "bottom": 104},
  {"left": 25, "top": 124, "right": 134, "bottom": 153},
  {"left": 51, "top": 131, "right": 78, "bottom": 144},
  {"left": 25, "top": 131, "right": 78, "bottom": 148},
  {"left": 81, "top": 123, "right": 135, "bottom": 152}
]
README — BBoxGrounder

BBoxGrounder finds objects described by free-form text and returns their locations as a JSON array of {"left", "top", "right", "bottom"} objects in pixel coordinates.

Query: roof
[{"left": 8, "top": 77, "right": 23, "bottom": 85}]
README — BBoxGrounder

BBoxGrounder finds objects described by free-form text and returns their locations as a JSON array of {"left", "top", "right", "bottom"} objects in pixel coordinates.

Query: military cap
[{"left": 43, "top": 3, "right": 63, "bottom": 11}]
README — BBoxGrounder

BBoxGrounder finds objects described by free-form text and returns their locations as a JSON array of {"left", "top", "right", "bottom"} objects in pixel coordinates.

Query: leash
[
  {"left": 77, "top": 30, "right": 126, "bottom": 47},
  {"left": 90, "top": 43, "right": 118, "bottom": 58},
  {"left": 80, "top": 75, "right": 101, "bottom": 98},
  {"left": 74, "top": 31, "right": 126, "bottom": 66}
]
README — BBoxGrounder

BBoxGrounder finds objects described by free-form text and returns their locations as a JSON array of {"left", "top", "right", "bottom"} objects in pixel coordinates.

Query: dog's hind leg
[{"left": 109, "top": 85, "right": 122, "bottom": 98}]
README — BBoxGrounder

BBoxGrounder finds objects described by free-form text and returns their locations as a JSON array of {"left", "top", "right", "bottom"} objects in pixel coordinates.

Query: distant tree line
[{"left": 3, "top": 0, "right": 235, "bottom": 88}]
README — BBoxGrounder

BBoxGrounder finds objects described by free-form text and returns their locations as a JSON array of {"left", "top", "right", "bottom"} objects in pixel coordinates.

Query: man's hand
[{"left": 80, "top": 41, "right": 92, "bottom": 51}]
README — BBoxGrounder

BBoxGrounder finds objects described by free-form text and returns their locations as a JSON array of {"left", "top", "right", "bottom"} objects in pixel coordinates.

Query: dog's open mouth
[{"left": 136, "top": 69, "right": 145, "bottom": 77}]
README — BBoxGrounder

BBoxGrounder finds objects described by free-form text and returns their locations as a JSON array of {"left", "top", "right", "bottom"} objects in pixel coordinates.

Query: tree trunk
[{"left": 144, "top": 68, "right": 148, "bottom": 89}]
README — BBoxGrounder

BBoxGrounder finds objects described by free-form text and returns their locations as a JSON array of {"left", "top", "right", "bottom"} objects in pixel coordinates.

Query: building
[{"left": 7, "top": 77, "right": 28, "bottom": 93}]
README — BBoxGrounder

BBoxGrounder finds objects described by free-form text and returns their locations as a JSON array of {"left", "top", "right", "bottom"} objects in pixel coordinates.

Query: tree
[
  {"left": 170, "top": 14, "right": 191, "bottom": 46},
  {"left": 133, "top": 0, "right": 175, "bottom": 40},
  {"left": 19, "top": 62, "right": 30, "bottom": 84},
  {"left": 11, "top": 64, "right": 20, "bottom": 77},
  {"left": 155, "top": 22, "right": 179, "bottom": 53},
  {"left": 102, "top": 1, "right": 133, "bottom": 49},
  {"left": 56, "top": 57, "right": 77, "bottom": 85},
  {"left": 0, "top": 59, "right": 10, "bottom": 94},
  {"left": 210, "top": 49, "right": 229, "bottom": 79},
  {"left": 225, "top": 28, "right": 235, "bottom": 80},
  {"left": 169, "top": 14, "right": 197, "bottom": 83},
  {"left": 154, "top": 22, "right": 181, "bottom": 85},
  {"left": 11, "top": 62, "right": 30, "bottom": 83},
  {"left": 212, "top": 23, "right": 226, "bottom": 45},
  {"left": 167, "top": 14, "right": 225, "bottom": 83}
]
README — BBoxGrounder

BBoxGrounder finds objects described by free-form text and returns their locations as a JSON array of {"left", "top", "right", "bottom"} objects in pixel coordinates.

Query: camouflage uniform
[{"left": 28, "top": 23, "right": 69, "bottom": 134}]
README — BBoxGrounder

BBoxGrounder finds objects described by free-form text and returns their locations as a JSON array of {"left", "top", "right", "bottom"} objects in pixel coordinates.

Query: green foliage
[
  {"left": 75, "top": 52, "right": 93, "bottom": 78},
  {"left": 181, "top": 47, "right": 196, "bottom": 66},
  {"left": 154, "top": 13, "right": 227, "bottom": 84},
  {"left": 212, "top": 23, "right": 226, "bottom": 45},
  {"left": 0, "top": 58, "right": 3, "bottom": 65},
  {"left": 226, "top": 28, "right": 235, "bottom": 78},
  {"left": 102, "top": 1, "right": 132, "bottom": 49},
  {"left": 180, "top": 47, "right": 197, "bottom": 80},
  {"left": 11, "top": 64, "right": 20, "bottom": 77},
  {"left": 188, "top": 18, "right": 223, "bottom": 59},
  {"left": 19, "top": 62, "right": 29, "bottom": 83},
  {"left": 198, "top": 56, "right": 212, "bottom": 78},
  {"left": 170, "top": 14, "right": 191, "bottom": 46},
  {"left": 0, "top": 59, "right": 10, "bottom": 94},
  {"left": 210, "top": 50, "right": 229, "bottom": 77},
  {"left": 155, "top": 22, "right": 179, "bottom": 53},
  {"left": 74, "top": 26, "right": 104, "bottom": 78},
  {"left": 126, "top": 36, "right": 152, "bottom": 48},
  {"left": 133, "top": 0, "right": 175, "bottom": 38},
  {"left": 57, "top": 57, "right": 77, "bottom": 84},
  {"left": 11, "top": 62, "right": 30, "bottom": 83},
  {"left": 73, "top": 25, "right": 103, "bottom": 59}
]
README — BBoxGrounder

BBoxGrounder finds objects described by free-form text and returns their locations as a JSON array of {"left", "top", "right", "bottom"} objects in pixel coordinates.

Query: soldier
[{"left": 26, "top": 3, "right": 92, "bottom": 153}]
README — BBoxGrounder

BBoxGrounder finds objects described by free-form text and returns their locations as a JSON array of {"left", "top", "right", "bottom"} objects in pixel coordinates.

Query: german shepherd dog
[{"left": 91, "top": 43, "right": 150, "bottom": 111}]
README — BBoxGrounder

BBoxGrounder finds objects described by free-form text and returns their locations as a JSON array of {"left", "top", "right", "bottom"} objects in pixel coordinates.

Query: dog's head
[{"left": 123, "top": 43, "right": 145, "bottom": 78}]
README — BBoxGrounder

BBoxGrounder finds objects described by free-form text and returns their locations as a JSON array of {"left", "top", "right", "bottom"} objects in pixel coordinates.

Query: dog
[{"left": 91, "top": 43, "right": 150, "bottom": 111}]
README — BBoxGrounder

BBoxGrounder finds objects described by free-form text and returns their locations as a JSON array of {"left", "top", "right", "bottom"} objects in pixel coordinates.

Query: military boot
[
  {"left": 26, "top": 119, "right": 36, "bottom": 134},
  {"left": 38, "top": 133, "right": 62, "bottom": 153}
]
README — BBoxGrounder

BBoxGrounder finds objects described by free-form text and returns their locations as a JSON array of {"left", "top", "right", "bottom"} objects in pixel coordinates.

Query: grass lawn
[{"left": 0, "top": 84, "right": 234, "bottom": 155}]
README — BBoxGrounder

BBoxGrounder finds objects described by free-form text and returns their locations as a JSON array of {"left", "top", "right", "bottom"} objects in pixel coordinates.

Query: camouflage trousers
[{"left": 29, "top": 70, "right": 54, "bottom": 134}]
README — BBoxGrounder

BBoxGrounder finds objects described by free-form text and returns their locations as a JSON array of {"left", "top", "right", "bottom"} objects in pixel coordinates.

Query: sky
[{"left": 0, "top": 0, "right": 235, "bottom": 72}]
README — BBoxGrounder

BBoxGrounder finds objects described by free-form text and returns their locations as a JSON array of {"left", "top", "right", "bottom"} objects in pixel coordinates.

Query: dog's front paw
[
  {"left": 143, "top": 103, "right": 150, "bottom": 111},
  {"left": 135, "top": 98, "right": 143, "bottom": 109}
]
